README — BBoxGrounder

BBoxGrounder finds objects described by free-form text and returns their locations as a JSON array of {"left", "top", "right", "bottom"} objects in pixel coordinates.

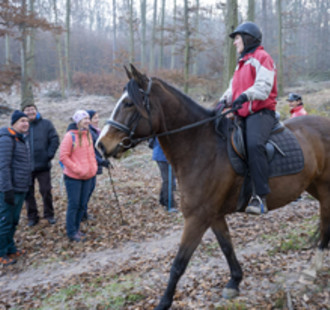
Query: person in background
[
  {"left": 22, "top": 104, "right": 59, "bottom": 227},
  {"left": 150, "top": 138, "right": 177, "bottom": 211},
  {"left": 287, "top": 93, "right": 307, "bottom": 118},
  {"left": 60, "top": 110, "right": 97, "bottom": 242},
  {"left": 81, "top": 110, "right": 109, "bottom": 221},
  {"left": 218, "top": 21, "right": 277, "bottom": 215},
  {"left": 0, "top": 111, "right": 30, "bottom": 266}
]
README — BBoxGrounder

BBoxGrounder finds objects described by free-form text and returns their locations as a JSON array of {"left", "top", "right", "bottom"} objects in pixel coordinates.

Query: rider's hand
[
  {"left": 215, "top": 99, "right": 227, "bottom": 111},
  {"left": 232, "top": 93, "right": 248, "bottom": 110}
]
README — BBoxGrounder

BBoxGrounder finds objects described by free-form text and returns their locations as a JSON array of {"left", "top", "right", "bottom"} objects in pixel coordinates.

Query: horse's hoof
[{"left": 222, "top": 287, "right": 239, "bottom": 299}]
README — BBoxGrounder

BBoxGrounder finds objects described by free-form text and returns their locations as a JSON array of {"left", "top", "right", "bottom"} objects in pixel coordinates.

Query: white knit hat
[{"left": 72, "top": 110, "right": 89, "bottom": 124}]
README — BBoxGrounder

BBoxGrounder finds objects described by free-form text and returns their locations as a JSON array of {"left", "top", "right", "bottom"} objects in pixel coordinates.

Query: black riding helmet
[{"left": 229, "top": 21, "right": 262, "bottom": 43}]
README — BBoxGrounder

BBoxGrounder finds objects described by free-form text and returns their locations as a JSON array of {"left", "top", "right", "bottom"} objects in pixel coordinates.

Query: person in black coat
[
  {"left": 0, "top": 111, "right": 30, "bottom": 266},
  {"left": 23, "top": 104, "right": 59, "bottom": 227}
]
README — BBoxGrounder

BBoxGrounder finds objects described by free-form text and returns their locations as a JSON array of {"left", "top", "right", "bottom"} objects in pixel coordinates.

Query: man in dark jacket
[
  {"left": 23, "top": 104, "right": 59, "bottom": 226},
  {"left": 0, "top": 110, "right": 30, "bottom": 266}
]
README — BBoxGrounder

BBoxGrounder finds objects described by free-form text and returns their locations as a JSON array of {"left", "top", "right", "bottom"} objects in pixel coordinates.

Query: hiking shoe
[
  {"left": 8, "top": 249, "right": 26, "bottom": 259},
  {"left": 69, "top": 232, "right": 85, "bottom": 242},
  {"left": 28, "top": 218, "right": 39, "bottom": 227},
  {"left": 0, "top": 255, "right": 17, "bottom": 266},
  {"left": 47, "top": 218, "right": 56, "bottom": 225},
  {"left": 246, "top": 195, "right": 268, "bottom": 215}
]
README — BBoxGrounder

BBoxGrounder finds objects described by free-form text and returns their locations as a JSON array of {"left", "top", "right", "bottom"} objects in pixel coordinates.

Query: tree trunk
[
  {"left": 170, "top": 0, "right": 177, "bottom": 70},
  {"left": 183, "top": 0, "right": 190, "bottom": 93},
  {"left": 52, "top": 0, "right": 65, "bottom": 98},
  {"left": 247, "top": 0, "right": 255, "bottom": 21},
  {"left": 129, "top": 0, "right": 135, "bottom": 63},
  {"left": 5, "top": 33, "right": 10, "bottom": 66},
  {"left": 140, "top": 0, "right": 146, "bottom": 68},
  {"left": 159, "top": 0, "right": 166, "bottom": 68},
  {"left": 277, "top": 0, "right": 283, "bottom": 96},
  {"left": 192, "top": 0, "right": 200, "bottom": 75},
  {"left": 112, "top": 0, "right": 117, "bottom": 67},
  {"left": 65, "top": 0, "right": 71, "bottom": 90},
  {"left": 223, "top": 0, "right": 238, "bottom": 92},
  {"left": 20, "top": 0, "right": 34, "bottom": 109},
  {"left": 149, "top": 0, "right": 157, "bottom": 73}
]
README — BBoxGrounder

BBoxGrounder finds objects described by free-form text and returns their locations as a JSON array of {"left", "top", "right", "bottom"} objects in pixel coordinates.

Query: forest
[
  {"left": 1, "top": 0, "right": 330, "bottom": 105},
  {"left": 0, "top": 1, "right": 330, "bottom": 309}
]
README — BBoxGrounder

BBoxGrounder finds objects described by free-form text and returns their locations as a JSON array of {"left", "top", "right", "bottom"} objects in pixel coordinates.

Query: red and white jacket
[
  {"left": 220, "top": 46, "right": 277, "bottom": 118},
  {"left": 290, "top": 105, "right": 307, "bottom": 118}
]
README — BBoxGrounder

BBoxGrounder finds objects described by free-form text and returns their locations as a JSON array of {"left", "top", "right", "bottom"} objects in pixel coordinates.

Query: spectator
[
  {"left": 60, "top": 110, "right": 97, "bottom": 242},
  {"left": 81, "top": 110, "right": 109, "bottom": 221},
  {"left": 287, "top": 93, "right": 308, "bottom": 118},
  {"left": 150, "top": 138, "right": 177, "bottom": 211},
  {"left": 23, "top": 104, "right": 59, "bottom": 227},
  {"left": 0, "top": 111, "right": 30, "bottom": 266}
]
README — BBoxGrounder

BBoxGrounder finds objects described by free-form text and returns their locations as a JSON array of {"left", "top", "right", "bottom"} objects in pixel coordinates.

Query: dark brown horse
[{"left": 96, "top": 64, "right": 330, "bottom": 310}]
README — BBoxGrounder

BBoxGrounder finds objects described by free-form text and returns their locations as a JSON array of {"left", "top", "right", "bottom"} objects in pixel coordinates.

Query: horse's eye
[{"left": 124, "top": 101, "right": 134, "bottom": 108}]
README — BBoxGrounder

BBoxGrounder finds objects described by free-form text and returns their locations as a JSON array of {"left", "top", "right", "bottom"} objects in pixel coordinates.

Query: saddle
[{"left": 215, "top": 111, "right": 304, "bottom": 211}]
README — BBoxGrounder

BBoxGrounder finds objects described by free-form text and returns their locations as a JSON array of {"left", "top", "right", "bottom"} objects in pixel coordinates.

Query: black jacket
[
  {"left": 27, "top": 114, "right": 59, "bottom": 171},
  {"left": 0, "top": 127, "right": 31, "bottom": 192}
]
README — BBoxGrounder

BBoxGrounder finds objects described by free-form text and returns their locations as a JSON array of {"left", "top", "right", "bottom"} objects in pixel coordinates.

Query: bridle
[{"left": 106, "top": 78, "right": 236, "bottom": 149}]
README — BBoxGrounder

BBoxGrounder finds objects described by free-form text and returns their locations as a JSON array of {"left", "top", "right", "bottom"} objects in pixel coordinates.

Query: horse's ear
[
  {"left": 130, "top": 63, "right": 148, "bottom": 88},
  {"left": 124, "top": 65, "right": 132, "bottom": 80}
]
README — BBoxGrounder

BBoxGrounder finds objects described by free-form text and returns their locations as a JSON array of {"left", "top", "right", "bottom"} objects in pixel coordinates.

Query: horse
[{"left": 96, "top": 64, "right": 330, "bottom": 309}]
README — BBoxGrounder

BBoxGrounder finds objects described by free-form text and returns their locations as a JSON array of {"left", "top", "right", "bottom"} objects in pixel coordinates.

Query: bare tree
[
  {"left": 140, "top": 0, "right": 147, "bottom": 68},
  {"left": 65, "top": 0, "right": 71, "bottom": 90},
  {"left": 223, "top": 0, "right": 238, "bottom": 92},
  {"left": 52, "top": 0, "right": 65, "bottom": 98},
  {"left": 159, "top": 0, "right": 166, "bottom": 68},
  {"left": 20, "top": 0, "right": 34, "bottom": 108},
  {"left": 247, "top": 0, "right": 255, "bottom": 21},
  {"left": 170, "top": 0, "right": 177, "bottom": 70},
  {"left": 277, "top": 0, "right": 283, "bottom": 95},
  {"left": 112, "top": 0, "right": 117, "bottom": 67},
  {"left": 183, "top": 0, "right": 190, "bottom": 93},
  {"left": 149, "top": 0, "right": 157, "bottom": 72}
]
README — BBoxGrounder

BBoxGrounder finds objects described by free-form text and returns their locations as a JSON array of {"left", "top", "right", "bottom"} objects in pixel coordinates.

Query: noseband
[{"left": 106, "top": 78, "right": 154, "bottom": 149}]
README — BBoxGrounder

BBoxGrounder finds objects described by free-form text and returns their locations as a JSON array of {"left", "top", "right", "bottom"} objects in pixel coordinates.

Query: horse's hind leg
[
  {"left": 211, "top": 216, "right": 243, "bottom": 299},
  {"left": 155, "top": 216, "right": 209, "bottom": 310}
]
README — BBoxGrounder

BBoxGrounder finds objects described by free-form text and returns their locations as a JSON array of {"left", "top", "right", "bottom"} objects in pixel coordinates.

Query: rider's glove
[
  {"left": 232, "top": 93, "right": 248, "bottom": 110},
  {"left": 215, "top": 99, "right": 227, "bottom": 111}
]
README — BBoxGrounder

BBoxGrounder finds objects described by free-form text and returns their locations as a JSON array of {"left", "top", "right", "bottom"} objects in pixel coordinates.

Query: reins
[{"left": 107, "top": 77, "right": 237, "bottom": 148}]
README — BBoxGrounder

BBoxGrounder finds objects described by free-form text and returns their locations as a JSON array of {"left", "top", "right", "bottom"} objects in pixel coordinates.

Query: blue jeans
[
  {"left": 0, "top": 192, "right": 26, "bottom": 257},
  {"left": 83, "top": 176, "right": 96, "bottom": 218},
  {"left": 64, "top": 176, "right": 93, "bottom": 239}
]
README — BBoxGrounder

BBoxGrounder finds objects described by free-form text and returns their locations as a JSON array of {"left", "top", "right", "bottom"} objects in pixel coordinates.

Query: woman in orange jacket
[{"left": 59, "top": 110, "right": 97, "bottom": 242}]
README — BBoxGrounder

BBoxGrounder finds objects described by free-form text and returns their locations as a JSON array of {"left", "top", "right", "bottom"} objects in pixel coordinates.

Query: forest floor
[{"left": 0, "top": 82, "right": 329, "bottom": 309}]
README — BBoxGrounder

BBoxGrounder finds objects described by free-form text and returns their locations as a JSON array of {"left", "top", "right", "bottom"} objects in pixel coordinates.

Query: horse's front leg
[
  {"left": 211, "top": 216, "right": 243, "bottom": 299},
  {"left": 155, "top": 216, "right": 209, "bottom": 310}
]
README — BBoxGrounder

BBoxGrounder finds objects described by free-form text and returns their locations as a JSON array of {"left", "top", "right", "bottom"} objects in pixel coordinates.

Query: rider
[
  {"left": 218, "top": 21, "right": 278, "bottom": 215},
  {"left": 287, "top": 93, "right": 307, "bottom": 118}
]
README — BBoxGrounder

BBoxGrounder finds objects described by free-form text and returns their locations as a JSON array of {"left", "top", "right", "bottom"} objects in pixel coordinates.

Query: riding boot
[{"left": 245, "top": 195, "right": 268, "bottom": 215}]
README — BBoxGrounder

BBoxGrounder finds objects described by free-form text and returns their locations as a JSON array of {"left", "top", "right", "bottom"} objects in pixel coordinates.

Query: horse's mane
[{"left": 153, "top": 77, "right": 214, "bottom": 117}]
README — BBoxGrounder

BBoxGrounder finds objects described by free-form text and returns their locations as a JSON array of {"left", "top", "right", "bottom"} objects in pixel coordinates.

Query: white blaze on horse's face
[{"left": 97, "top": 91, "right": 129, "bottom": 143}]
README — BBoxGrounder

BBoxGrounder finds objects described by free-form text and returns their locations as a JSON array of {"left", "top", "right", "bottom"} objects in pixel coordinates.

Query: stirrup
[{"left": 246, "top": 195, "right": 268, "bottom": 215}]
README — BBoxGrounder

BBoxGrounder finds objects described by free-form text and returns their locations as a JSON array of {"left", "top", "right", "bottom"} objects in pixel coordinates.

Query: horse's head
[{"left": 97, "top": 64, "right": 159, "bottom": 158}]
